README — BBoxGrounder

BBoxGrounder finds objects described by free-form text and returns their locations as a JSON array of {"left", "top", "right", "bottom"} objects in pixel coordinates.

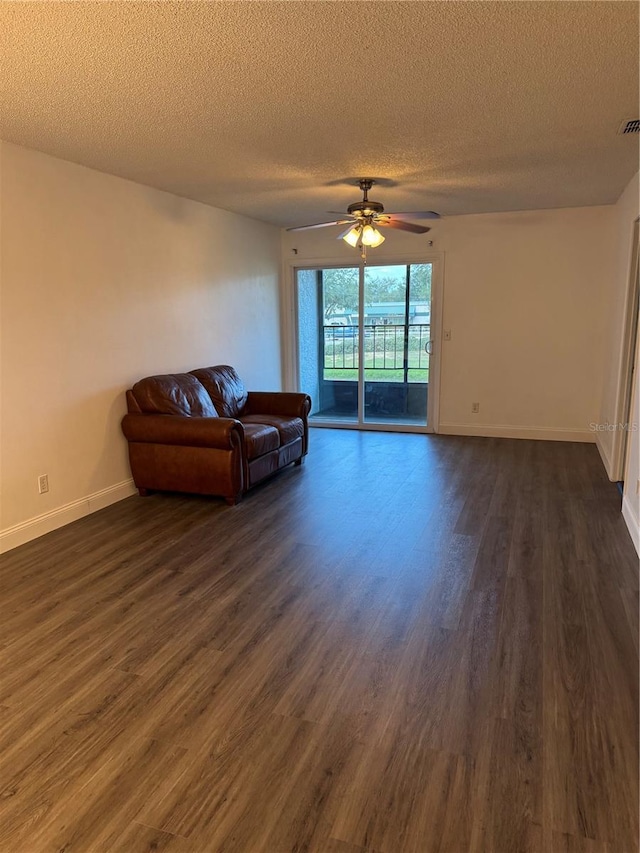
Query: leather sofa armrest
[
  {"left": 121, "top": 414, "right": 244, "bottom": 449},
  {"left": 244, "top": 392, "right": 311, "bottom": 420}
]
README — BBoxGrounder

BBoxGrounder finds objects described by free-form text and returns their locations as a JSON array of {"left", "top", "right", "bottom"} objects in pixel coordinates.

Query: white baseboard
[
  {"left": 0, "top": 479, "right": 137, "bottom": 554},
  {"left": 438, "top": 422, "right": 595, "bottom": 443},
  {"left": 621, "top": 495, "right": 640, "bottom": 555}
]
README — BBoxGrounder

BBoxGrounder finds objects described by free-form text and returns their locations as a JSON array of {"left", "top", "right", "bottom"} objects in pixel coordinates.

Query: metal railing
[{"left": 323, "top": 323, "right": 430, "bottom": 373}]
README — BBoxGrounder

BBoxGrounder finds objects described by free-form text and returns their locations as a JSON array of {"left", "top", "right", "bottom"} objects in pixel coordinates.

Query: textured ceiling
[{"left": 1, "top": 1, "right": 638, "bottom": 226}]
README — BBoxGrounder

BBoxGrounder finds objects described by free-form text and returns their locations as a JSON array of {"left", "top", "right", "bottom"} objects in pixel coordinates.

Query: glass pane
[
  {"left": 321, "top": 268, "right": 358, "bottom": 420},
  {"left": 363, "top": 264, "right": 430, "bottom": 426},
  {"left": 408, "top": 263, "right": 431, "bottom": 386},
  {"left": 298, "top": 267, "right": 359, "bottom": 423}
]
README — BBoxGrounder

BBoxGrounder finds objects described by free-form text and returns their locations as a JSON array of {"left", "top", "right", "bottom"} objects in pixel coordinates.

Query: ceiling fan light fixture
[
  {"left": 342, "top": 225, "right": 362, "bottom": 247},
  {"left": 361, "top": 224, "right": 385, "bottom": 247},
  {"left": 288, "top": 179, "right": 440, "bottom": 255}
]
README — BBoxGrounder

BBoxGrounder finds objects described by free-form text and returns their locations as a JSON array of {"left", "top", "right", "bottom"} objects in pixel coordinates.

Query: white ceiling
[{"left": 1, "top": 1, "right": 638, "bottom": 227}]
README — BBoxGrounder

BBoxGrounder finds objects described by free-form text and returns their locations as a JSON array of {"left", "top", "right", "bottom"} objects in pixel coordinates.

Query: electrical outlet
[
  {"left": 471, "top": 402, "right": 480, "bottom": 414},
  {"left": 443, "top": 329, "right": 452, "bottom": 341},
  {"left": 38, "top": 474, "right": 49, "bottom": 494}
]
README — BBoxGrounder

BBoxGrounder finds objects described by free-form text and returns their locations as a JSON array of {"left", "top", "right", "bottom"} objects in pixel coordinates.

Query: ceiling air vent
[{"left": 618, "top": 119, "right": 640, "bottom": 135}]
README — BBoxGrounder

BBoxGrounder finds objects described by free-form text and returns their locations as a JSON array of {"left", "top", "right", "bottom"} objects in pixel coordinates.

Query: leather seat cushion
[
  {"left": 240, "top": 415, "right": 304, "bottom": 446},
  {"left": 131, "top": 374, "right": 218, "bottom": 417},
  {"left": 242, "top": 422, "right": 280, "bottom": 459},
  {"left": 190, "top": 366, "right": 248, "bottom": 418}
]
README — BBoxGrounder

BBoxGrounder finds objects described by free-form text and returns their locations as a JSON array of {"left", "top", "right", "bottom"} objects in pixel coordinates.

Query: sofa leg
[
  {"left": 138, "top": 487, "right": 152, "bottom": 497},
  {"left": 294, "top": 458, "right": 303, "bottom": 467},
  {"left": 225, "top": 492, "right": 243, "bottom": 506}
]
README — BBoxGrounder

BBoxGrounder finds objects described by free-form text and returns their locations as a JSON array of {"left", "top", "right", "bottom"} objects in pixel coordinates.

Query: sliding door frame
[{"left": 283, "top": 252, "right": 444, "bottom": 434}]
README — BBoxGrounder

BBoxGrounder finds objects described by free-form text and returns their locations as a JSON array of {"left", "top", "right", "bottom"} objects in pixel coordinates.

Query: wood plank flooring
[{"left": 0, "top": 431, "right": 637, "bottom": 853}]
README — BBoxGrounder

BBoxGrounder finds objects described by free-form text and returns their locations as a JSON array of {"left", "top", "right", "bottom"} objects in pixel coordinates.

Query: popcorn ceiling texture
[{"left": 1, "top": 1, "right": 637, "bottom": 226}]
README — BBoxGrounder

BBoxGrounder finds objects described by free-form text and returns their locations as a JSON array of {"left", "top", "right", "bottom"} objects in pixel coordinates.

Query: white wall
[
  {"left": 282, "top": 205, "right": 614, "bottom": 442},
  {"left": 597, "top": 172, "right": 639, "bottom": 471},
  {"left": 622, "top": 331, "right": 639, "bottom": 553},
  {"left": 594, "top": 171, "right": 639, "bottom": 553},
  {"left": 595, "top": 171, "right": 640, "bottom": 553},
  {"left": 0, "top": 141, "right": 282, "bottom": 551}
]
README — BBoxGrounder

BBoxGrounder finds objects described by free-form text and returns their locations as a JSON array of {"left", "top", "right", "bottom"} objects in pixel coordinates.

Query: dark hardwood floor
[{"left": 0, "top": 431, "right": 637, "bottom": 853}]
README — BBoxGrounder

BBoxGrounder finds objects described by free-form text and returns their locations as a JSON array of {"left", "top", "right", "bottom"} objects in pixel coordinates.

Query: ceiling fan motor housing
[
  {"left": 348, "top": 178, "right": 385, "bottom": 218},
  {"left": 347, "top": 199, "right": 385, "bottom": 217},
  {"left": 285, "top": 176, "right": 437, "bottom": 234}
]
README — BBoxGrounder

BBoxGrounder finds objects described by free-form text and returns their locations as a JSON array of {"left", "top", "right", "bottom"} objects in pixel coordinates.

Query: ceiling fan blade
[
  {"left": 286, "top": 220, "right": 352, "bottom": 232},
  {"left": 377, "top": 219, "right": 431, "bottom": 234},
  {"left": 384, "top": 211, "right": 441, "bottom": 220}
]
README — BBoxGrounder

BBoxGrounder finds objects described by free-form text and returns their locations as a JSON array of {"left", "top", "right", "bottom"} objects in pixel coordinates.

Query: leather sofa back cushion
[
  {"left": 190, "top": 366, "right": 248, "bottom": 418},
  {"left": 131, "top": 374, "right": 218, "bottom": 417}
]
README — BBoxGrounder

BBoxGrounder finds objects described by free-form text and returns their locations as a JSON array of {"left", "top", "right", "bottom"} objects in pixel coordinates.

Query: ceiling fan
[{"left": 286, "top": 179, "right": 440, "bottom": 256}]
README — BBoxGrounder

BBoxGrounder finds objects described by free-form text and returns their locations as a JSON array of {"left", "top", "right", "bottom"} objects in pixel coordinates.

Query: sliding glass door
[{"left": 296, "top": 262, "right": 434, "bottom": 430}]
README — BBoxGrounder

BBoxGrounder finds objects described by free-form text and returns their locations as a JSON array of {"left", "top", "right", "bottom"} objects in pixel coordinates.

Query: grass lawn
[
  {"left": 324, "top": 367, "right": 428, "bottom": 383},
  {"left": 324, "top": 336, "right": 429, "bottom": 383}
]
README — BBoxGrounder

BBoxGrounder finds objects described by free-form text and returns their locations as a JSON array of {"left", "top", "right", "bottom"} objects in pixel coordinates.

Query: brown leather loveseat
[{"left": 121, "top": 365, "right": 311, "bottom": 505}]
